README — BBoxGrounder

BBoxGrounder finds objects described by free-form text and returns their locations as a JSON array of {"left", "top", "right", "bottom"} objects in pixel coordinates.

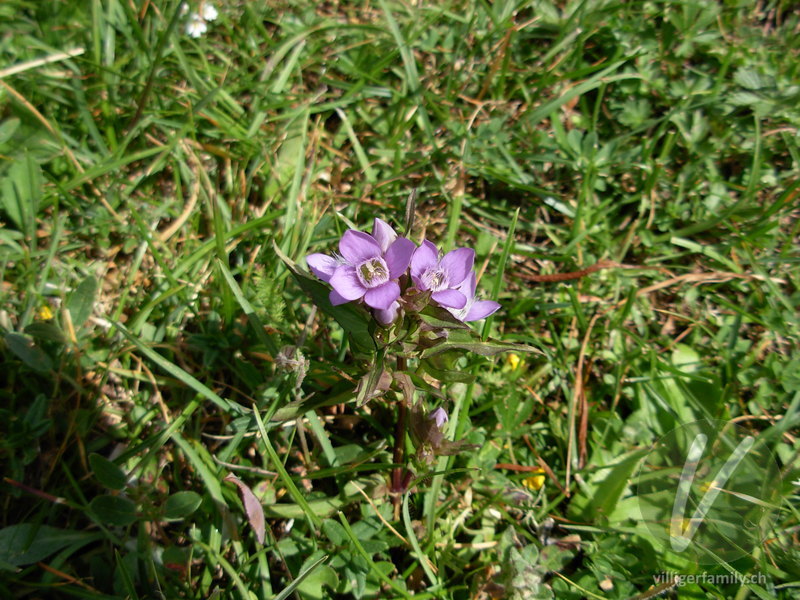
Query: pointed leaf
[
  {"left": 0, "top": 524, "right": 99, "bottom": 569},
  {"left": 0, "top": 153, "right": 41, "bottom": 236},
  {"left": 417, "top": 305, "right": 470, "bottom": 330},
  {"left": 24, "top": 322, "right": 66, "bottom": 343},
  {"left": 420, "top": 358, "right": 476, "bottom": 383},
  {"left": 90, "top": 495, "right": 138, "bottom": 526},
  {"left": 164, "top": 491, "right": 202, "bottom": 519},
  {"left": 67, "top": 276, "right": 98, "bottom": 328},
  {"left": 4, "top": 333, "right": 53, "bottom": 372},
  {"left": 224, "top": 474, "right": 266, "bottom": 544},
  {"left": 420, "top": 329, "right": 538, "bottom": 358},
  {"left": 89, "top": 453, "right": 127, "bottom": 490}
]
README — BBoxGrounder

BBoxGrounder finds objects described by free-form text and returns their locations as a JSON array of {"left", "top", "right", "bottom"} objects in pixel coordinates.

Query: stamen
[
  {"left": 356, "top": 257, "right": 389, "bottom": 288},
  {"left": 422, "top": 268, "right": 449, "bottom": 292}
]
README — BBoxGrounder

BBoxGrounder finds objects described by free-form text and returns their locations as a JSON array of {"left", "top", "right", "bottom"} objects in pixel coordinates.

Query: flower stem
[{"left": 391, "top": 356, "right": 408, "bottom": 513}]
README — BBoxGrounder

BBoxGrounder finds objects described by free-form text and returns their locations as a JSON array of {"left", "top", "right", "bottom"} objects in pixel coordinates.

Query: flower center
[
  {"left": 356, "top": 257, "right": 389, "bottom": 288},
  {"left": 422, "top": 268, "right": 449, "bottom": 292}
]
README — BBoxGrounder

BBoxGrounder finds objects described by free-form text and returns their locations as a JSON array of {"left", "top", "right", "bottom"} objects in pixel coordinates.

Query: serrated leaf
[
  {"left": 164, "top": 491, "right": 202, "bottom": 519},
  {"left": 89, "top": 453, "right": 127, "bottom": 490},
  {"left": 90, "top": 495, "right": 138, "bottom": 526},
  {"left": 0, "top": 524, "right": 99, "bottom": 569},
  {"left": 4, "top": 333, "right": 53, "bottom": 372},
  {"left": 224, "top": 474, "right": 265, "bottom": 544},
  {"left": 733, "top": 68, "right": 768, "bottom": 90},
  {"left": 66, "top": 276, "right": 98, "bottom": 329}
]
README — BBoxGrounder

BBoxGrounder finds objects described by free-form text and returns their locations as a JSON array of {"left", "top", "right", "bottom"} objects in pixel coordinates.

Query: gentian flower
[
  {"left": 306, "top": 219, "right": 415, "bottom": 310},
  {"left": 410, "top": 240, "right": 475, "bottom": 309},
  {"left": 374, "top": 301, "right": 401, "bottom": 326},
  {"left": 430, "top": 407, "right": 448, "bottom": 428},
  {"left": 446, "top": 271, "right": 501, "bottom": 322}
]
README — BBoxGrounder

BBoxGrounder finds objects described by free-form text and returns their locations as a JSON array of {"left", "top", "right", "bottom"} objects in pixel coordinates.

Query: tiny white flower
[
  {"left": 186, "top": 14, "right": 207, "bottom": 38},
  {"left": 201, "top": 3, "right": 218, "bottom": 21}
]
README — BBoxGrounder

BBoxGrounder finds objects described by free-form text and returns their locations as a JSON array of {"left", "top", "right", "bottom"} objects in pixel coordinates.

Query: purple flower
[
  {"left": 447, "top": 272, "right": 501, "bottom": 322},
  {"left": 410, "top": 240, "right": 475, "bottom": 309},
  {"left": 374, "top": 300, "right": 401, "bottom": 325},
  {"left": 430, "top": 407, "right": 448, "bottom": 428},
  {"left": 306, "top": 219, "right": 415, "bottom": 310}
]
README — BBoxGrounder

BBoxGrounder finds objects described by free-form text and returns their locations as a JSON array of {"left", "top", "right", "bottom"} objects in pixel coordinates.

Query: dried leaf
[{"left": 224, "top": 474, "right": 266, "bottom": 544}]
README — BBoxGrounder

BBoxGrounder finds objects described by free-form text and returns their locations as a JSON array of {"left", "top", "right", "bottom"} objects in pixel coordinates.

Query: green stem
[{"left": 391, "top": 356, "right": 408, "bottom": 507}]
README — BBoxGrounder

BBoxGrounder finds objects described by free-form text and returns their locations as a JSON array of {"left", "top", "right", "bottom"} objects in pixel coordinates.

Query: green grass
[{"left": 1, "top": 0, "right": 799, "bottom": 598}]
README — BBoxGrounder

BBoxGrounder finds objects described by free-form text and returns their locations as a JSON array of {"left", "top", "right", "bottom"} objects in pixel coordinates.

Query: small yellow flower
[
  {"left": 506, "top": 353, "right": 521, "bottom": 370},
  {"left": 37, "top": 305, "right": 53, "bottom": 320},
  {"left": 699, "top": 480, "right": 719, "bottom": 493},
  {"left": 522, "top": 469, "right": 545, "bottom": 490}
]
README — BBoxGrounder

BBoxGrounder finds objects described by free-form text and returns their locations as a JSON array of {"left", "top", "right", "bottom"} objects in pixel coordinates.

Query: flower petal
[
  {"left": 329, "top": 289, "right": 349, "bottom": 305},
  {"left": 458, "top": 271, "right": 477, "bottom": 300},
  {"left": 202, "top": 4, "right": 218, "bottom": 20},
  {"left": 339, "top": 230, "right": 382, "bottom": 264},
  {"left": 440, "top": 247, "right": 475, "bottom": 287},
  {"left": 363, "top": 281, "right": 400, "bottom": 310},
  {"left": 372, "top": 218, "right": 398, "bottom": 253},
  {"left": 306, "top": 253, "right": 339, "bottom": 282},
  {"left": 374, "top": 300, "right": 400, "bottom": 325},
  {"left": 410, "top": 239, "right": 439, "bottom": 278},
  {"left": 329, "top": 266, "right": 366, "bottom": 301},
  {"left": 432, "top": 289, "right": 467, "bottom": 309},
  {"left": 465, "top": 300, "right": 500, "bottom": 321},
  {"left": 430, "top": 407, "right": 449, "bottom": 428},
  {"left": 384, "top": 237, "right": 416, "bottom": 278}
]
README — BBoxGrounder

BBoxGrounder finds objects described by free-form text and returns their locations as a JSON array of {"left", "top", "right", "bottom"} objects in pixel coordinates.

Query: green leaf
[
  {"left": 356, "top": 349, "right": 387, "bottom": 407},
  {"left": 0, "top": 524, "right": 99, "bottom": 569},
  {"left": 0, "top": 153, "right": 42, "bottom": 237},
  {"left": 321, "top": 519, "right": 349, "bottom": 546},
  {"left": 0, "top": 118, "right": 20, "bottom": 146},
  {"left": 66, "top": 276, "right": 98, "bottom": 329},
  {"left": 733, "top": 67, "right": 769, "bottom": 90},
  {"left": 24, "top": 322, "right": 66, "bottom": 343},
  {"left": 296, "top": 563, "right": 339, "bottom": 600},
  {"left": 215, "top": 258, "right": 279, "bottom": 356},
  {"left": 90, "top": 495, "right": 138, "bottom": 526},
  {"left": 164, "top": 491, "right": 203, "bottom": 519},
  {"left": 420, "top": 329, "right": 538, "bottom": 358},
  {"left": 89, "top": 453, "right": 127, "bottom": 491},
  {"left": 4, "top": 333, "right": 53, "bottom": 372},
  {"left": 273, "top": 554, "right": 331, "bottom": 600},
  {"left": 420, "top": 357, "right": 476, "bottom": 384},
  {"left": 569, "top": 448, "right": 648, "bottom": 523},
  {"left": 417, "top": 304, "right": 470, "bottom": 330}
]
